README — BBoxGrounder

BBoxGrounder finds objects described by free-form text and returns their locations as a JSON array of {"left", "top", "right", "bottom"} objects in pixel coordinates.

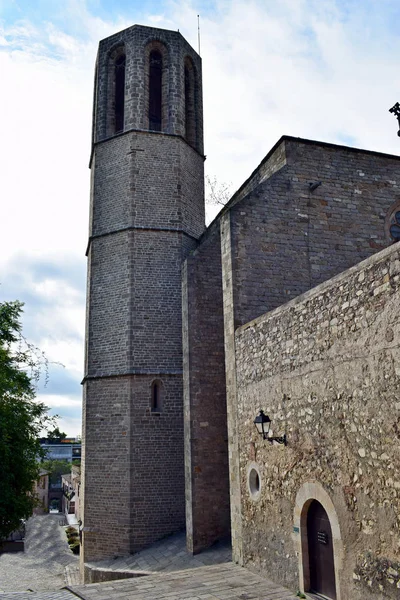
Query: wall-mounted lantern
[
  {"left": 389, "top": 102, "right": 400, "bottom": 137},
  {"left": 254, "top": 410, "right": 287, "bottom": 446}
]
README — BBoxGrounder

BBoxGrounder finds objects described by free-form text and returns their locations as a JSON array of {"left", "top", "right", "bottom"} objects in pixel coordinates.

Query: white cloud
[
  {"left": 39, "top": 394, "right": 81, "bottom": 409},
  {"left": 157, "top": 0, "right": 400, "bottom": 193},
  {"left": 37, "top": 393, "right": 82, "bottom": 437}
]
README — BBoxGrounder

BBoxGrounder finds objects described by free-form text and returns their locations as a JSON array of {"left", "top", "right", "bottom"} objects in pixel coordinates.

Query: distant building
[
  {"left": 62, "top": 464, "right": 81, "bottom": 523},
  {"left": 39, "top": 438, "right": 81, "bottom": 462},
  {"left": 39, "top": 438, "right": 81, "bottom": 512}
]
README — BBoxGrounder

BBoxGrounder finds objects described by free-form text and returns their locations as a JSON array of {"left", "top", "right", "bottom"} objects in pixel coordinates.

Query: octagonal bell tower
[{"left": 81, "top": 25, "right": 205, "bottom": 566}]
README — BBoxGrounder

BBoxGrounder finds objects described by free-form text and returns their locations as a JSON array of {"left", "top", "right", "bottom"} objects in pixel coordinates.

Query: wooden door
[{"left": 307, "top": 500, "right": 336, "bottom": 599}]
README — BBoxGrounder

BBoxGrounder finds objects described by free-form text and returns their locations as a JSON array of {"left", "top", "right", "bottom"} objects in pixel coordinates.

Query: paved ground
[
  {"left": 0, "top": 592, "right": 75, "bottom": 600},
  {"left": 69, "top": 563, "right": 299, "bottom": 600},
  {"left": 86, "top": 532, "right": 231, "bottom": 576},
  {"left": 0, "top": 514, "right": 78, "bottom": 594},
  {"left": 0, "top": 519, "right": 299, "bottom": 600}
]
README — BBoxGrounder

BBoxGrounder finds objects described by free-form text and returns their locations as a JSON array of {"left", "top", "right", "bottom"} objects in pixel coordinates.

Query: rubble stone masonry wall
[{"left": 235, "top": 241, "right": 400, "bottom": 599}]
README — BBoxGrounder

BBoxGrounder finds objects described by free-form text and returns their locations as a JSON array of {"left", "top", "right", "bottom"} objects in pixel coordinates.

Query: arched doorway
[
  {"left": 293, "top": 482, "right": 343, "bottom": 600},
  {"left": 307, "top": 500, "right": 336, "bottom": 599}
]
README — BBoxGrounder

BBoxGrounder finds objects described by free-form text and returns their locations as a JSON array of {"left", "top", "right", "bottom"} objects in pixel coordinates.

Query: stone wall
[
  {"left": 222, "top": 137, "right": 400, "bottom": 567},
  {"left": 182, "top": 221, "right": 230, "bottom": 553},
  {"left": 230, "top": 138, "right": 400, "bottom": 328},
  {"left": 227, "top": 138, "right": 287, "bottom": 210},
  {"left": 81, "top": 377, "right": 132, "bottom": 562},
  {"left": 89, "top": 132, "right": 204, "bottom": 243},
  {"left": 235, "top": 241, "right": 400, "bottom": 599},
  {"left": 83, "top": 35, "right": 205, "bottom": 568}
]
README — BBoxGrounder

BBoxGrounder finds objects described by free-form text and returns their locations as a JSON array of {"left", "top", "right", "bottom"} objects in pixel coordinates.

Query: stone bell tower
[{"left": 81, "top": 25, "right": 205, "bottom": 565}]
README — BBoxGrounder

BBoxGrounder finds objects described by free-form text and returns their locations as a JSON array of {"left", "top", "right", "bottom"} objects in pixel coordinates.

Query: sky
[{"left": 1, "top": 0, "right": 400, "bottom": 437}]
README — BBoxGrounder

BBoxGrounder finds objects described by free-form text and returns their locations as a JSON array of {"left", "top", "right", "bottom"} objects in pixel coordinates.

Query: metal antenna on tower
[{"left": 197, "top": 14, "right": 201, "bottom": 55}]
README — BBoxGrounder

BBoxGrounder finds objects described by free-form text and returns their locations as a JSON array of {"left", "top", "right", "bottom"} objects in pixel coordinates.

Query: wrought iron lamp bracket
[{"left": 264, "top": 433, "right": 287, "bottom": 446}]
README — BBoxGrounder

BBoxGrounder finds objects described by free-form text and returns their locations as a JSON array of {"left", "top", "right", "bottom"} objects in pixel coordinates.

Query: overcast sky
[{"left": 1, "top": 0, "right": 400, "bottom": 436}]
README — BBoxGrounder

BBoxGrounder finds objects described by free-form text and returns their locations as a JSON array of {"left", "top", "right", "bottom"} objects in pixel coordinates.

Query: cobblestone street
[
  {"left": 0, "top": 514, "right": 78, "bottom": 594},
  {"left": 85, "top": 531, "right": 231, "bottom": 576},
  {"left": 0, "top": 592, "right": 74, "bottom": 600},
  {"left": 69, "top": 563, "right": 298, "bottom": 600},
  {"left": 0, "top": 517, "right": 299, "bottom": 600}
]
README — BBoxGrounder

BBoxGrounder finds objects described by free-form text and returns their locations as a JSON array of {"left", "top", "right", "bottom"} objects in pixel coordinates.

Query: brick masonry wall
[
  {"left": 81, "top": 378, "right": 132, "bottom": 562},
  {"left": 220, "top": 212, "right": 243, "bottom": 565},
  {"left": 90, "top": 132, "right": 204, "bottom": 241},
  {"left": 182, "top": 221, "right": 230, "bottom": 554},
  {"left": 83, "top": 123, "right": 204, "bottom": 563},
  {"left": 230, "top": 138, "right": 400, "bottom": 328},
  {"left": 88, "top": 228, "right": 197, "bottom": 372},
  {"left": 129, "top": 375, "right": 186, "bottom": 553},
  {"left": 228, "top": 138, "right": 287, "bottom": 209},
  {"left": 82, "top": 375, "right": 185, "bottom": 557},
  {"left": 86, "top": 131, "right": 204, "bottom": 376},
  {"left": 85, "top": 234, "right": 131, "bottom": 376},
  {"left": 235, "top": 242, "right": 400, "bottom": 599}
]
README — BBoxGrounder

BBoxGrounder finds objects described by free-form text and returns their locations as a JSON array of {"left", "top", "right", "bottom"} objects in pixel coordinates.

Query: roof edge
[
  {"left": 204, "top": 135, "right": 400, "bottom": 236},
  {"left": 98, "top": 24, "right": 200, "bottom": 58},
  {"left": 281, "top": 135, "right": 400, "bottom": 161}
]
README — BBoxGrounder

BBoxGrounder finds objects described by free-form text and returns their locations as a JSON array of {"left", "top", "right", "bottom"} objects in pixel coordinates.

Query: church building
[{"left": 81, "top": 24, "right": 400, "bottom": 600}]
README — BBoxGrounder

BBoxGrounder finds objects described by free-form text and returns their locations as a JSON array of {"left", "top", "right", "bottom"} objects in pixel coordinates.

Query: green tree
[
  {"left": 46, "top": 426, "right": 67, "bottom": 442},
  {"left": 40, "top": 459, "right": 71, "bottom": 487},
  {"left": 0, "top": 300, "right": 52, "bottom": 541}
]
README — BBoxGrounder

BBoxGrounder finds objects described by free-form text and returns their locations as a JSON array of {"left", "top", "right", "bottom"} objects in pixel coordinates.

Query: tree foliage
[
  {"left": 45, "top": 426, "right": 67, "bottom": 442},
  {"left": 205, "top": 175, "right": 232, "bottom": 208},
  {"left": 40, "top": 459, "right": 71, "bottom": 486},
  {"left": 0, "top": 300, "right": 52, "bottom": 541}
]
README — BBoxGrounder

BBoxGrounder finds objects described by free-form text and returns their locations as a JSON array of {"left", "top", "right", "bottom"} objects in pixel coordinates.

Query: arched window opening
[
  {"left": 151, "top": 379, "right": 163, "bottom": 413},
  {"left": 184, "top": 58, "right": 196, "bottom": 148},
  {"left": 114, "top": 54, "right": 126, "bottom": 133},
  {"left": 106, "top": 46, "right": 125, "bottom": 137},
  {"left": 149, "top": 50, "right": 162, "bottom": 131}
]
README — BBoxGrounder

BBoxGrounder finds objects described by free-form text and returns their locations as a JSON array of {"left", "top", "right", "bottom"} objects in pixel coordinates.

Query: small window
[
  {"left": 151, "top": 379, "right": 163, "bottom": 413},
  {"left": 247, "top": 463, "right": 262, "bottom": 502}
]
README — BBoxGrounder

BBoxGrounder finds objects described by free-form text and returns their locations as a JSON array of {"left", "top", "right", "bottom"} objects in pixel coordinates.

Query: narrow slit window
[
  {"left": 115, "top": 54, "right": 126, "bottom": 133},
  {"left": 149, "top": 50, "right": 162, "bottom": 131},
  {"left": 152, "top": 383, "right": 159, "bottom": 411},
  {"left": 151, "top": 380, "right": 163, "bottom": 413}
]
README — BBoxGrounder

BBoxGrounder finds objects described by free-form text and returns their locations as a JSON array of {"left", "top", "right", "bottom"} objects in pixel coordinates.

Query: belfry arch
[
  {"left": 293, "top": 482, "right": 344, "bottom": 600},
  {"left": 106, "top": 45, "right": 126, "bottom": 136},
  {"left": 145, "top": 41, "right": 169, "bottom": 132},
  {"left": 184, "top": 56, "right": 197, "bottom": 149}
]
